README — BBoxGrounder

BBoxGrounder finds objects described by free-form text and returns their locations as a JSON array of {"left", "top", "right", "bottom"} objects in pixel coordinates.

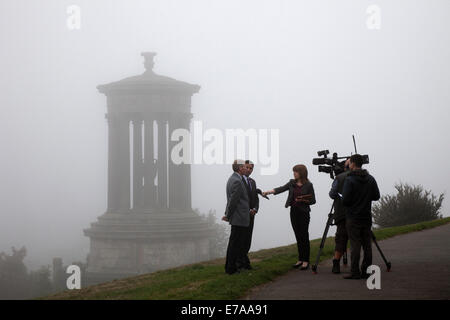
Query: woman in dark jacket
[{"left": 263, "top": 164, "right": 316, "bottom": 270}]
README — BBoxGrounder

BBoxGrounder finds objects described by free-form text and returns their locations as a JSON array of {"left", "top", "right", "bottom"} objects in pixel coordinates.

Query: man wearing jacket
[
  {"left": 329, "top": 159, "right": 350, "bottom": 274},
  {"left": 241, "top": 160, "right": 260, "bottom": 270},
  {"left": 222, "top": 159, "right": 251, "bottom": 274},
  {"left": 342, "top": 154, "right": 380, "bottom": 279}
]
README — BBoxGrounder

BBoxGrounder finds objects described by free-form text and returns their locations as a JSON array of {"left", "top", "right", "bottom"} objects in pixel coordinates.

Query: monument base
[{"left": 83, "top": 210, "right": 214, "bottom": 286}]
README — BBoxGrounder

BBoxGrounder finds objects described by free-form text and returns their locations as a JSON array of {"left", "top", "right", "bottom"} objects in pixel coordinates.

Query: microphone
[{"left": 257, "top": 188, "right": 270, "bottom": 200}]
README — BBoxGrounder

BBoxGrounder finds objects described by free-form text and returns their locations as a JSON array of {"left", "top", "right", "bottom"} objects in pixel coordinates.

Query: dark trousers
[
  {"left": 290, "top": 206, "right": 310, "bottom": 262},
  {"left": 346, "top": 218, "right": 372, "bottom": 276},
  {"left": 334, "top": 219, "right": 348, "bottom": 254},
  {"left": 242, "top": 215, "right": 255, "bottom": 268},
  {"left": 225, "top": 225, "right": 248, "bottom": 274}
]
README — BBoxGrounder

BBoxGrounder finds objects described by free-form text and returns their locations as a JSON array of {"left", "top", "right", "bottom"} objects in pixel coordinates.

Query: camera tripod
[{"left": 311, "top": 203, "right": 392, "bottom": 274}]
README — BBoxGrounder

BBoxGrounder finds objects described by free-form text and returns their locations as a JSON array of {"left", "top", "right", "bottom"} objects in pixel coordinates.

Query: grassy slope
[{"left": 43, "top": 217, "right": 450, "bottom": 300}]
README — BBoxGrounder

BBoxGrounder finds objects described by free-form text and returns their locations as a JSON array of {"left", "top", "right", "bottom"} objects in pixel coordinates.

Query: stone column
[
  {"left": 118, "top": 114, "right": 131, "bottom": 211},
  {"left": 168, "top": 113, "right": 181, "bottom": 211},
  {"left": 157, "top": 115, "right": 168, "bottom": 209},
  {"left": 107, "top": 112, "right": 121, "bottom": 212},
  {"left": 143, "top": 116, "right": 157, "bottom": 211},
  {"left": 180, "top": 113, "right": 193, "bottom": 210},
  {"left": 132, "top": 118, "right": 144, "bottom": 210},
  {"left": 168, "top": 112, "right": 192, "bottom": 211}
]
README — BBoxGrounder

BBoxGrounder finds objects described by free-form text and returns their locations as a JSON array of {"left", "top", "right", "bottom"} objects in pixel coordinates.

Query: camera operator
[
  {"left": 328, "top": 159, "right": 350, "bottom": 274},
  {"left": 342, "top": 154, "right": 380, "bottom": 280}
]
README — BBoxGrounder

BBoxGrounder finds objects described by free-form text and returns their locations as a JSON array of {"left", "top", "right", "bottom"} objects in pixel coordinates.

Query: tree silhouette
[
  {"left": 0, "top": 246, "right": 29, "bottom": 299},
  {"left": 373, "top": 183, "right": 444, "bottom": 228},
  {"left": 0, "top": 246, "right": 53, "bottom": 299}
]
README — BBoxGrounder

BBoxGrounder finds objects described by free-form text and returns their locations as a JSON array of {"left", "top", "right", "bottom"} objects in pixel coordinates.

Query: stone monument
[{"left": 84, "top": 52, "right": 214, "bottom": 285}]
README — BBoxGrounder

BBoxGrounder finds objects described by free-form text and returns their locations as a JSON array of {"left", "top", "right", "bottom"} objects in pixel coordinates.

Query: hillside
[{"left": 43, "top": 217, "right": 450, "bottom": 300}]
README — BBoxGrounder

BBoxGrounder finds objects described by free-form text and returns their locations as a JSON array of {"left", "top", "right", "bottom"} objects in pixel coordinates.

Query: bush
[
  {"left": 0, "top": 246, "right": 29, "bottom": 299},
  {"left": 373, "top": 183, "right": 444, "bottom": 228},
  {"left": 0, "top": 246, "right": 53, "bottom": 299}
]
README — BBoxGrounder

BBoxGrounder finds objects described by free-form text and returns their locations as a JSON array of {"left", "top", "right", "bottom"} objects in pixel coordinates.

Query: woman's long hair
[{"left": 292, "top": 164, "right": 309, "bottom": 184}]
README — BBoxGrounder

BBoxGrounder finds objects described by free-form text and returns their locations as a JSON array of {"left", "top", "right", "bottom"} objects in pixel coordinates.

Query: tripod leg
[
  {"left": 312, "top": 220, "right": 331, "bottom": 274},
  {"left": 371, "top": 231, "right": 392, "bottom": 272},
  {"left": 312, "top": 212, "right": 334, "bottom": 274}
]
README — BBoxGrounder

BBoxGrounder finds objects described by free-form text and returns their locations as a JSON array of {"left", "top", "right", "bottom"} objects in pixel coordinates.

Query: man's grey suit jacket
[{"left": 224, "top": 172, "right": 250, "bottom": 227}]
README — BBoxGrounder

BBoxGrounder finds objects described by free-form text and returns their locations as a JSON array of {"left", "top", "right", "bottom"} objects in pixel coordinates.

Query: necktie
[{"left": 244, "top": 177, "right": 251, "bottom": 191}]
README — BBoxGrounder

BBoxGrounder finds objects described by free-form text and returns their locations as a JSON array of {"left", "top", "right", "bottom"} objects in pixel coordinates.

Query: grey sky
[{"left": 1, "top": 0, "right": 449, "bottom": 269}]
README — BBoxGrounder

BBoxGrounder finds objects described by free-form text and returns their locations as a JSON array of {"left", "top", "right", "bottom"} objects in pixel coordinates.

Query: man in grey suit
[{"left": 222, "top": 159, "right": 251, "bottom": 274}]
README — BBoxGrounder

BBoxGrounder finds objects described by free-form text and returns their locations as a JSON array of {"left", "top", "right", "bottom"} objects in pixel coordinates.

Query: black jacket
[
  {"left": 273, "top": 179, "right": 316, "bottom": 211},
  {"left": 329, "top": 170, "right": 350, "bottom": 223},
  {"left": 242, "top": 176, "right": 259, "bottom": 213},
  {"left": 342, "top": 169, "right": 380, "bottom": 224}
]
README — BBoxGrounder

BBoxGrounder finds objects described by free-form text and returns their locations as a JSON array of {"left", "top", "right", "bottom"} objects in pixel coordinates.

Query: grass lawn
[{"left": 43, "top": 217, "right": 450, "bottom": 300}]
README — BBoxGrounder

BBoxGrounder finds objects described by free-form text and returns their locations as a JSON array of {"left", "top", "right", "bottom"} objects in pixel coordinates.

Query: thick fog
[{"left": 1, "top": 0, "right": 449, "bottom": 270}]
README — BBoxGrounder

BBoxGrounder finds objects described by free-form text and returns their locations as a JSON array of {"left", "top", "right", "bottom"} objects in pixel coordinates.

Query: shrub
[{"left": 372, "top": 183, "right": 444, "bottom": 228}]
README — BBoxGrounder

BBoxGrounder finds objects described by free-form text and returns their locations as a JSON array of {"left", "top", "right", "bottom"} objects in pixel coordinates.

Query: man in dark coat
[
  {"left": 342, "top": 154, "right": 380, "bottom": 279},
  {"left": 241, "top": 160, "right": 260, "bottom": 270}
]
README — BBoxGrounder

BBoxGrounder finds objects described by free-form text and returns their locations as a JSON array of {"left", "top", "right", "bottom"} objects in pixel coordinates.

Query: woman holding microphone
[{"left": 263, "top": 164, "right": 316, "bottom": 270}]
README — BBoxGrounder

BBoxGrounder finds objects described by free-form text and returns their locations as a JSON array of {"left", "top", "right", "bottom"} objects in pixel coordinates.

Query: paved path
[{"left": 245, "top": 223, "right": 450, "bottom": 300}]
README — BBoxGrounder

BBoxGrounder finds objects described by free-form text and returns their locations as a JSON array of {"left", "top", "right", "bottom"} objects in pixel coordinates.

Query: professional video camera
[{"left": 311, "top": 136, "right": 369, "bottom": 179}]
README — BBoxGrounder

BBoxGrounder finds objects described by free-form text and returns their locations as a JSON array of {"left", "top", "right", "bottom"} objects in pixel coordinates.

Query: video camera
[{"left": 311, "top": 136, "right": 369, "bottom": 179}]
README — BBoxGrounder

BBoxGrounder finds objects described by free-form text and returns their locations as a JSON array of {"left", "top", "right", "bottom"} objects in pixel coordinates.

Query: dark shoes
[
  {"left": 332, "top": 259, "right": 340, "bottom": 274},
  {"left": 343, "top": 274, "right": 361, "bottom": 279},
  {"left": 293, "top": 261, "right": 309, "bottom": 270},
  {"left": 300, "top": 262, "right": 310, "bottom": 270}
]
